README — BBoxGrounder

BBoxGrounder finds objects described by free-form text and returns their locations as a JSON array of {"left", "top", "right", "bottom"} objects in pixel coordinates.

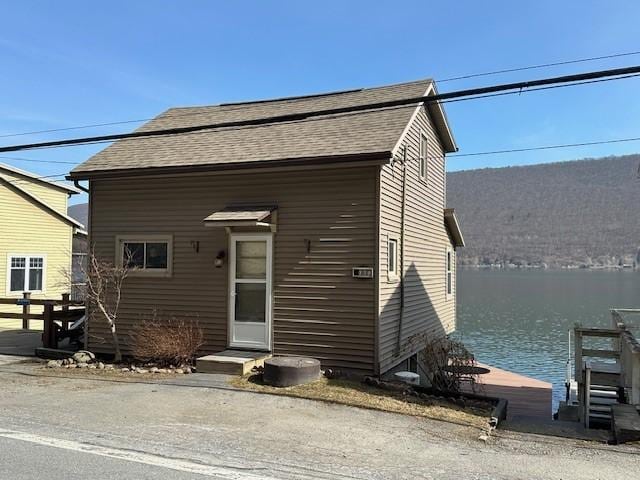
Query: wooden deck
[{"left": 467, "top": 363, "right": 553, "bottom": 421}]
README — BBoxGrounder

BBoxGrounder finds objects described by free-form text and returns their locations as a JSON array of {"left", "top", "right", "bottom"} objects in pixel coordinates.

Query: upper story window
[
  {"left": 116, "top": 235, "right": 173, "bottom": 276},
  {"left": 8, "top": 255, "right": 45, "bottom": 293},
  {"left": 446, "top": 248, "right": 453, "bottom": 298},
  {"left": 387, "top": 237, "right": 398, "bottom": 280},
  {"left": 419, "top": 132, "right": 428, "bottom": 181}
]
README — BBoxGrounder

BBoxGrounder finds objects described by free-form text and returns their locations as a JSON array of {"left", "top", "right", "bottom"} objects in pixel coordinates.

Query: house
[
  {"left": 68, "top": 78, "right": 464, "bottom": 376},
  {"left": 0, "top": 163, "right": 85, "bottom": 328}
]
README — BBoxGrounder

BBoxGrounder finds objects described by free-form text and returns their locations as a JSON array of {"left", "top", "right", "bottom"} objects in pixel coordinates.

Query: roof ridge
[
  {"left": 0, "top": 162, "right": 80, "bottom": 194},
  {"left": 165, "top": 77, "right": 433, "bottom": 112}
]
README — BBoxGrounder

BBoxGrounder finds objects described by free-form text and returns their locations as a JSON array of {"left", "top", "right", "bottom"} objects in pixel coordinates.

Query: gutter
[
  {"left": 66, "top": 151, "right": 392, "bottom": 181},
  {"left": 73, "top": 180, "right": 89, "bottom": 194}
]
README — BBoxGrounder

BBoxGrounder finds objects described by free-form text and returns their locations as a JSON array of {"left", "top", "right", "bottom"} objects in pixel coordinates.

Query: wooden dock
[{"left": 468, "top": 363, "right": 553, "bottom": 421}]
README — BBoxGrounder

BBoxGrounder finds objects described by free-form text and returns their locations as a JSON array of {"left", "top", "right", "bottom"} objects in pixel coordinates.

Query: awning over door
[{"left": 203, "top": 205, "right": 278, "bottom": 230}]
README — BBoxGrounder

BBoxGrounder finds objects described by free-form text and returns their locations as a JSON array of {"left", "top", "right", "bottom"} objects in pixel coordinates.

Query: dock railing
[
  {"left": 573, "top": 310, "right": 640, "bottom": 426},
  {"left": 612, "top": 309, "right": 640, "bottom": 405}
]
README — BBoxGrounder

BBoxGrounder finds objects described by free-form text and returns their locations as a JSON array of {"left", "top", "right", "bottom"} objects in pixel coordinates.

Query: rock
[
  {"left": 137, "top": 369, "right": 148, "bottom": 374},
  {"left": 47, "top": 360, "right": 61, "bottom": 368},
  {"left": 174, "top": 368, "right": 183, "bottom": 374},
  {"left": 478, "top": 434, "right": 490, "bottom": 443},
  {"left": 183, "top": 366, "right": 191, "bottom": 374},
  {"left": 77, "top": 362, "right": 89, "bottom": 369},
  {"left": 105, "top": 364, "right": 114, "bottom": 370},
  {"left": 72, "top": 351, "right": 94, "bottom": 364},
  {"left": 88, "top": 365, "right": 97, "bottom": 369},
  {"left": 158, "top": 368, "right": 168, "bottom": 374},
  {"left": 149, "top": 367, "right": 158, "bottom": 373},
  {"left": 97, "top": 362, "right": 105, "bottom": 370},
  {"left": 121, "top": 367, "right": 130, "bottom": 373}
]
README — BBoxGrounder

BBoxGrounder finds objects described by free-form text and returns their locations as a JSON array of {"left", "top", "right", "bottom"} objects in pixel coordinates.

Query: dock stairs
[{"left": 572, "top": 318, "right": 640, "bottom": 442}]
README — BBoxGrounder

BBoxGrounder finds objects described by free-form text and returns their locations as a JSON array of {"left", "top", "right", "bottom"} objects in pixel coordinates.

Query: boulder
[
  {"left": 46, "top": 360, "right": 61, "bottom": 368},
  {"left": 72, "top": 351, "right": 94, "bottom": 364}
]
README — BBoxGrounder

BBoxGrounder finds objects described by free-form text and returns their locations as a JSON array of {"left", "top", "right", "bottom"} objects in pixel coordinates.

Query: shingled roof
[{"left": 70, "top": 78, "right": 456, "bottom": 178}]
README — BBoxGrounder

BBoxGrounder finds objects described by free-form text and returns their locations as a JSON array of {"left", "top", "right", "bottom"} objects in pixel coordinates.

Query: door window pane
[
  {"left": 123, "top": 242, "right": 145, "bottom": 268},
  {"left": 146, "top": 242, "right": 168, "bottom": 269},
  {"left": 235, "top": 283, "right": 266, "bottom": 322},
  {"left": 236, "top": 241, "right": 266, "bottom": 279}
]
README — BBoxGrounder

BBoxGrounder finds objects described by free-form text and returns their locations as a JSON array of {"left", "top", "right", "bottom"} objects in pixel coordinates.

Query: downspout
[
  {"left": 397, "top": 146, "right": 407, "bottom": 354},
  {"left": 73, "top": 179, "right": 89, "bottom": 194}
]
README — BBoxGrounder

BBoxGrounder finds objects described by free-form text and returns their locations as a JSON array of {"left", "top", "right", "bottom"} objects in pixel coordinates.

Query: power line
[
  {"left": 437, "top": 49, "right": 640, "bottom": 82},
  {"left": 1, "top": 49, "right": 639, "bottom": 141},
  {"left": 1, "top": 64, "right": 639, "bottom": 156},
  {"left": 0, "top": 155, "right": 79, "bottom": 165},
  {"left": 6, "top": 134, "right": 640, "bottom": 187},
  {"left": 449, "top": 137, "right": 640, "bottom": 158}
]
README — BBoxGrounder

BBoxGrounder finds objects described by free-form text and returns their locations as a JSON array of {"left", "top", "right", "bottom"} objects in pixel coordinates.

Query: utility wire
[
  {"left": 1, "top": 49, "right": 639, "bottom": 140},
  {"left": 7, "top": 135, "right": 640, "bottom": 186},
  {"left": 437, "top": 49, "right": 640, "bottom": 82},
  {"left": 0, "top": 155, "right": 79, "bottom": 165},
  {"left": 1, "top": 64, "right": 640, "bottom": 156}
]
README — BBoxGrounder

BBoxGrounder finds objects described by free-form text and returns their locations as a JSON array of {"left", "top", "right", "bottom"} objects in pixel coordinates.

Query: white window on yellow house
[{"left": 8, "top": 255, "right": 45, "bottom": 294}]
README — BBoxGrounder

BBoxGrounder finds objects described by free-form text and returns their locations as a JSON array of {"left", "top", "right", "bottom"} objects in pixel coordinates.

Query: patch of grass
[{"left": 229, "top": 375, "right": 491, "bottom": 428}]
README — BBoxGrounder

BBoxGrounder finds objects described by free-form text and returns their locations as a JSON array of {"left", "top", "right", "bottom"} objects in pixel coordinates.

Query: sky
[{"left": 1, "top": 1, "right": 640, "bottom": 205}]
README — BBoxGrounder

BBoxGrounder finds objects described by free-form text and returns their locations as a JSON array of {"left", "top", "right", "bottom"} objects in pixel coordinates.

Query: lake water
[{"left": 455, "top": 269, "right": 639, "bottom": 411}]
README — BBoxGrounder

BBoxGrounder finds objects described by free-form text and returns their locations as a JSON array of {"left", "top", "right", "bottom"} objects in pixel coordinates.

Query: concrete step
[
  {"left": 611, "top": 404, "right": 640, "bottom": 444},
  {"left": 196, "top": 350, "right": 271, "bottom": 375}
]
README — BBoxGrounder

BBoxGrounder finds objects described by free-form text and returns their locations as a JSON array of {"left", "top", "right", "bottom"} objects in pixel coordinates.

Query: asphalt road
[
  {"left": 0, "top": 360, "right": 639, "bottom": 480},
  {"left": 0, "top": 437, "right": 218, "bottom": 480}
]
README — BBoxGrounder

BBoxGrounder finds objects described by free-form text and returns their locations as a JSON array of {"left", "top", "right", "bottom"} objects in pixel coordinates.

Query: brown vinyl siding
[
  {"left": 89, "top": 166, "right": 377, "bottom": 373},
  {"left": 378, "top": 106, "right": 456, "bottom": 373}
]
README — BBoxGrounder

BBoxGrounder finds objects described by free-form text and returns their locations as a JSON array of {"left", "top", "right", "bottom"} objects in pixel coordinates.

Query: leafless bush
[
  {"left": 131, "top": 313, "right": 204, "bottom": 366},
  {"left": 419, "top": 336, "right": 477, "bottom": 393}
]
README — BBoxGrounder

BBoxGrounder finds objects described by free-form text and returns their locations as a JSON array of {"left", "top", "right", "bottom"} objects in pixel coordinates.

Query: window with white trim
[
  {"left": 8, "top": 255, "right": 45, "bottom": 293},
  {"left": 387, "top": 238, "right": 398, "bottom": 280},
  {"left": 117, "top": 236, "right": 172, "bottom": 276},
  {"left": 419, "top": 132, "right": 428, "bottom": 181},
  {"left": 446, "top": 248, "right": 453, "bottom": 298}
]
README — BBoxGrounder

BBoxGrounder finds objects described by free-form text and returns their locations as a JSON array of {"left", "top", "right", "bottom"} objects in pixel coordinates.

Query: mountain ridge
[{"left": 447, "top": 154, "right": 640, "bottom": 268}]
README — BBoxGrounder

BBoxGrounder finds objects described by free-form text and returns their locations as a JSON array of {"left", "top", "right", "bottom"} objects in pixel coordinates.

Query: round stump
[{"left": 263, "top": 356, "right": 321, "bottom": 387}]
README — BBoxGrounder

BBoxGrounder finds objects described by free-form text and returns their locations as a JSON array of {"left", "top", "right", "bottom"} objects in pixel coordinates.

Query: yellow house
[{"left": 0, "top": 163, "right": 84, "bottom": 329}]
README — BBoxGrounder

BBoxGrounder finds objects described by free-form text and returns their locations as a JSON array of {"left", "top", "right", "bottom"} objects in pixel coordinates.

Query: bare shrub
[
  {"left": 131, "top": 313, "right": 204, "bottom": 366},
  {"left": 419, "top": 336, "right": 478, "bottom": 393}
]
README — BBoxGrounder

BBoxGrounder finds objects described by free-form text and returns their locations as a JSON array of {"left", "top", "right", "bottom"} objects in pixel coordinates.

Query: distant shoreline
[{"left": 459, "top": 264, "right": 638, "bottom": 271}]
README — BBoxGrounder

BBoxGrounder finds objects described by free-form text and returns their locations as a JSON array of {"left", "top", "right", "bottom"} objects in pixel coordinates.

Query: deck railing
[{"left": 0, "top": 293, "right": 85, "bottom": 348}]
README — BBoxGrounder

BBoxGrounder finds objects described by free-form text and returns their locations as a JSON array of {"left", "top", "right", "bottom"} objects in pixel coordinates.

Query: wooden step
[
  {"left": 196, "top": 350, "right": 271, "bottom": 375},
  {"left": 611, "top": 404, "right": 640, "bottom": 444}
]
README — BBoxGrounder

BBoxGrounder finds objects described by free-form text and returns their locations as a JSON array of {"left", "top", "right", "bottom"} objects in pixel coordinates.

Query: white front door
[{"left": 229, "top": 233, "right": 272, "bottom": 350}]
